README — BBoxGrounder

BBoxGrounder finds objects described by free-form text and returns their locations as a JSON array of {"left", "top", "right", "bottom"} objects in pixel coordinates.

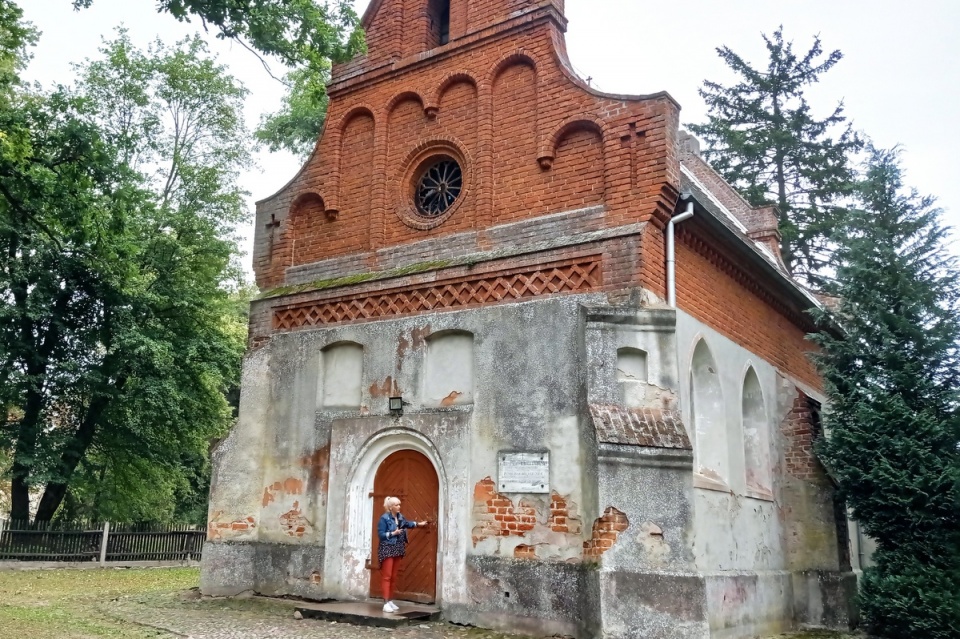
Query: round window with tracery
[{"left": 415, "top": 157, "right": 462, "bottom": 218}]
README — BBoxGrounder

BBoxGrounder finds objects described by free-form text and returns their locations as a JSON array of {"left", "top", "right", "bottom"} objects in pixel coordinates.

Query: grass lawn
[{"left": 0, "top": 567, "right": 197, "bottom": 638}]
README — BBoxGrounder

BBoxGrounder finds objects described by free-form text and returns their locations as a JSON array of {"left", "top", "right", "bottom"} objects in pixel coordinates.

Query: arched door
[{"left": 370, "top": 449, "right": 439, "bottom": 603}]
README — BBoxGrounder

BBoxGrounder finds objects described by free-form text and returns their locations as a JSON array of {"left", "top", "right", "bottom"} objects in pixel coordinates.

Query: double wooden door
[{"left": 369, "top": 449, "right": 439, "bottom": 603}]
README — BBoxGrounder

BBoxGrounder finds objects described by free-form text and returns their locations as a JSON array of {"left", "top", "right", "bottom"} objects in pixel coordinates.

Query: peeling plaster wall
[
  {"left": 584, "top": 307, "right": 710, "bottom": 639},
  {"left": 205, "top": 293, "right": 610, "bottom": 617},
  {"left": 202, "top": 297, "right": 854, "bottom": 637},
  {"left": 205, "top": 346, "right": 272, "bottom": 545},
  {"left": 675, "top": 311, "right": 785, "bottom": 572},
  {"left": 675, "top": 310, "right": 852, "bottom": 636},
  {"left": 256, "top": 338, "right": 326, "bottom": 544}
]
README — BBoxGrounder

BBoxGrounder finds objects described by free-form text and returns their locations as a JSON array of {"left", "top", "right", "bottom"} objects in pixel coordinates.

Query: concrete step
[{"left": 294, "top": 600, "right": 441, "bottom": 628}]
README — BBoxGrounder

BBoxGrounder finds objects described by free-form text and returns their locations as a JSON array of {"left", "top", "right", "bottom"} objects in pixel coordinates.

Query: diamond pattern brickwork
[{"left": 272, "top": 257, "right": 601, "bottom": 331}]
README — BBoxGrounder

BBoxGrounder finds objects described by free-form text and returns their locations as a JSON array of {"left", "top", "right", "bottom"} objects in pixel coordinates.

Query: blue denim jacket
[{"left": 378, "top": 512, "right": 417, "bottom": 545}]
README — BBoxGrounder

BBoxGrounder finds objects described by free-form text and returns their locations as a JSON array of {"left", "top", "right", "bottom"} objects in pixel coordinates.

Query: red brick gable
[
  {"left": 361, "top": 0, "right": 567, "bottom": 63},
  {"left": 253, "top": 0, "right": 680, "bottom": 291}
]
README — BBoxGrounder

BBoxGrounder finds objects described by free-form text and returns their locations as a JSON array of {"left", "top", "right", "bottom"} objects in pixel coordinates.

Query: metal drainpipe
[{"left": 667, "top": 200, "right": 695, "bottom": 307}]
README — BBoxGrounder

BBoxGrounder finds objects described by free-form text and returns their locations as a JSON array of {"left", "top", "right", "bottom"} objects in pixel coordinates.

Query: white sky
[{"left": 19, "top": 0, "right": 960, "bottom": 268}]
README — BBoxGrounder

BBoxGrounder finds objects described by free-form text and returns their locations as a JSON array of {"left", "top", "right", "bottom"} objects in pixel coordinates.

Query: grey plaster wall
[
  {"left": 674, "top": 310, "right": 853, "bottom": 635},
  {"left": 201, "top": 295, "right": 855, "bottom": 637},
  {"left": 445, "top": 557, "right": 592, "bottom": 638},
  {"left": 675, "top": 310, "right": 788, "bottom": 572},
  {"left": 200, "top": 541, "right": 326, "bottom": 598},
  {"left": 204, "top": 293, "right": 609, "bottom": 611}
]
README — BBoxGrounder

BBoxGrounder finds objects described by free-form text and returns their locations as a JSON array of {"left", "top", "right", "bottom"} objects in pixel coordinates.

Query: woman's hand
[{"left": 418, "top": 520, "right": 429, "bottom": 527}]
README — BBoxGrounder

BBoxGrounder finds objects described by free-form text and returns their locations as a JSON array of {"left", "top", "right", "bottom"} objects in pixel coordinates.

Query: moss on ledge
[{"left": 258, "top": 259, "right": 453, "bottom": 299}]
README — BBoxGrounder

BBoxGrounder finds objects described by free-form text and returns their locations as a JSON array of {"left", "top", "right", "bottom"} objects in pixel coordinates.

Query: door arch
[{"left": 370, "top": 449, "right": 439, "bottom": 602}]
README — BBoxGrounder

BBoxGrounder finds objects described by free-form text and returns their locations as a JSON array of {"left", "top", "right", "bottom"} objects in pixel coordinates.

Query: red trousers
[{"left": 381, "top": 556, "right": 401, "bottom": 601}]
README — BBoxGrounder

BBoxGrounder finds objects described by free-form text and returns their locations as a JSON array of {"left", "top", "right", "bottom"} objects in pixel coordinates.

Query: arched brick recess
[
  {"left": 491, "top": 60, "right": 538, "bottom": 225},
  {"left": 542, "top": 121, "right": 605, "bottom": 210},
  {"left": 288, "top": 191, "right": 328, "bottom": 267}
]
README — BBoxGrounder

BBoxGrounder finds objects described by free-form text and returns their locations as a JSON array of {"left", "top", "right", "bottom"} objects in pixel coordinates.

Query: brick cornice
[{"left": 678, "top": 227, "right": 815, "bottom": 332}]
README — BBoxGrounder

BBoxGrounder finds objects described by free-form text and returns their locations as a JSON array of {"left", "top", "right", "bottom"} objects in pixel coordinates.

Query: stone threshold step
[{"left": 294, "top": 600, "right": 441, "bottom": 628}]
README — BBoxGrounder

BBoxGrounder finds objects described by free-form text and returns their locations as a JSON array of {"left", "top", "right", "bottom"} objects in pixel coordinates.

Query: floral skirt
[{"left": 378, "top": 535, "right": 407, "bottom": 564}]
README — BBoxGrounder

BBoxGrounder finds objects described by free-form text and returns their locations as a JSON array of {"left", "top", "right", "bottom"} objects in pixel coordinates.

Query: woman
[{"left": 377, "top": 496, "right": 428, "bottom": 613}]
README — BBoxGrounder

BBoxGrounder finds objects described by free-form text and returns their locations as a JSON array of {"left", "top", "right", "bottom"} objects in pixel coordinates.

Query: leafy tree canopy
[
  {"left": 254, "top": 61, "right": 329, "bottom": 158},
  {"left": 813, "top": 147, "right": 960, "bottom": 638},
  {"left": 72, "top": 0, "right": 365, "bottom": 69},
  {"left": 0, "top": 0, "right": 35, "bottom": 90},
  {"left": 689, "top": 26, "right": 862, "bottom": 286},
  {"left": 0, "top": 25, "right": 249, "bottom": 523}
]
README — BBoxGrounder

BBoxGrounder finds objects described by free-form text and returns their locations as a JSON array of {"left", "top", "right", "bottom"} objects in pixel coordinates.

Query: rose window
[{"left": 414, "top": 158, "right": 463, "bottom": 217}]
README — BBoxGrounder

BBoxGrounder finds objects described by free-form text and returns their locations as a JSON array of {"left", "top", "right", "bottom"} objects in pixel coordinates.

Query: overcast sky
[{"left": 20, "top": 0, "right": 960, "bottom": 266}]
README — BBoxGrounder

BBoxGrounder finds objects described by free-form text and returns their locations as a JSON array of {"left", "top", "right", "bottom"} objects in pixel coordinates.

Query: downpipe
[{"left": 667, "top": 200, "right": 695, "bottom": 307}]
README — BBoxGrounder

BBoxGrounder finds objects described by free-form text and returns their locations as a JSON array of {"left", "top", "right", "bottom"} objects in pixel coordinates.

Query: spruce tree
[
  {"left": 689, "top": 27, "right": 862, "bottom": 285},
  {"left": 812, "top": 148, "right": 960, "bottom": 638}
]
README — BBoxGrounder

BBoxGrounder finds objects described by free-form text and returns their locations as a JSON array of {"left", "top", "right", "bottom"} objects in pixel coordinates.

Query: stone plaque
[{"left": 497, "top": 451, "right": 550, "bottom": 493}]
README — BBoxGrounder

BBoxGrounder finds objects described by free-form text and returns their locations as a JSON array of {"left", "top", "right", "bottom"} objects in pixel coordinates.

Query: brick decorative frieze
[{"left": 272, "top": 256, "right": 602, "bottom": 331}]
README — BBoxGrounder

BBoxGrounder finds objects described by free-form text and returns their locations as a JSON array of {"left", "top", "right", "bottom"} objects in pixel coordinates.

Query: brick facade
[{"left": 251, "top": 0, "right": 821, "bottom": 396}]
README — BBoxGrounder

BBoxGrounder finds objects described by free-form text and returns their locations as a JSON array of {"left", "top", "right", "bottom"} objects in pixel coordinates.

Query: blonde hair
[{"left": 383, "top": 496, "right": 400, "bottom": 512}]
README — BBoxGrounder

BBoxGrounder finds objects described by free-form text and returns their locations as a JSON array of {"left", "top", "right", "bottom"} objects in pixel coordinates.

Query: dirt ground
[{"left": 0, "top": 567, "right": 862, "bottom": 639}]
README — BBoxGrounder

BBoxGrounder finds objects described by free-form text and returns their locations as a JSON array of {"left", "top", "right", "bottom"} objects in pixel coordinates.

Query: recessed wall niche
[
  {"left": 616, "top": 347, "right": 649, "bottom": 408},
  {"left": 319, "top": 342, "right": 363, "bottom": 409},
  {"left": 423, "top": 330, "right": 474, "bottom": 407}
]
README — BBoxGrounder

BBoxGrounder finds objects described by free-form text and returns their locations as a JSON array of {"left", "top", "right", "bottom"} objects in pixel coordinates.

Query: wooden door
[{"left": 369, "top": 449, "right": 439, "bottom": 603}]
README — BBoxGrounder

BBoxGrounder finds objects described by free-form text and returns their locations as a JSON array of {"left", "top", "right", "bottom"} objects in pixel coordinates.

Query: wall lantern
[{"left": 389, "top": 396, "right": 404, "bottom": 416}]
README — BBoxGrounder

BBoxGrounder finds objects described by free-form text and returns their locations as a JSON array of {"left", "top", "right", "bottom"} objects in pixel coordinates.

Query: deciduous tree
[
  {"left": 0, "top": 27, "right": 249, "bottom": 523},
  {"left": 72, "top": 0, "right": 364, "bottom": 69}
]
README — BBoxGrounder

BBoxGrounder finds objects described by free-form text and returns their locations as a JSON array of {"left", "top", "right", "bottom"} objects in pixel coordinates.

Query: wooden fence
[{"left": 0, "top": 519, "right": 205, "bottom": 563}]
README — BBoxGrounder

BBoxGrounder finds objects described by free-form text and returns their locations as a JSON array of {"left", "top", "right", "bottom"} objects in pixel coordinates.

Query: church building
[{"left": 200, "top": 1, "right": 857, "bottom": 637}]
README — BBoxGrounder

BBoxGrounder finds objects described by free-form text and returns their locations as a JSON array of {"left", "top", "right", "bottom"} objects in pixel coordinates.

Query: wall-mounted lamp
[{"left": 389, "top": 396, "right": 404, "bottom": 416}]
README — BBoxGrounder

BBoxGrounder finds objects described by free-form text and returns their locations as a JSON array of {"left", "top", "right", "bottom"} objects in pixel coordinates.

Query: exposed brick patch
[
  {"left": 472, "top": 477, "right": 536, "bottom": 546},
  {"left": 781, "top": 390, "right": 827, "bottom": 481},
  {"left": 262, "top": 477, "right": 305, "bottom": 508},
  {"left": 514, "top": 544, "right": 537, "bottom": 559},
  {"left": 548, "top": 491, "right": 581, "bottom": 534},
  {"left": 301, "top": 445, "right": 331, "bottom": 496},
  {"left": 589, "top": 404, "right": 692, "bottom": 449},
  {"left": 583, "top": 507, "right": 629, "bottom": 560},
  {"left": 207, "top": 511, "right": 256, "bottom": 540},
  {"left": 279, "top": 501, "right": 310, "bottom": 538}
]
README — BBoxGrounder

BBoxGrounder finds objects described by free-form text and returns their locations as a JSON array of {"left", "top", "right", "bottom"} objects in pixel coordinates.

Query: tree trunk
[
  {"left": 34, "top": 376, "right": 125, "bottom": 522},
  {"left": 10, "top": 388, "right": 44, "bottom": 522}
]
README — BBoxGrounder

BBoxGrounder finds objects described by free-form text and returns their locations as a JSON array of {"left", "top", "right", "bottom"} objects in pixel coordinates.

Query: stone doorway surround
[{"left": 322, "top": 412, "right": 471, "bottom": 607}]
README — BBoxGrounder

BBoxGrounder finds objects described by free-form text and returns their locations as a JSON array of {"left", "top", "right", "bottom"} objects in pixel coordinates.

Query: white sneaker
[
  {"left": 382, "top": 603, "right": 394, "bottom": 613},
  {"left": 387, "top": 601, "right": 400, "bottom": 612}
]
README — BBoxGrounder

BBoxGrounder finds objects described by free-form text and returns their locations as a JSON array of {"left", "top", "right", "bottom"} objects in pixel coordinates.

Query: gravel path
[{"left": 108, "top": 596, "right": 521, "bottom": 639}]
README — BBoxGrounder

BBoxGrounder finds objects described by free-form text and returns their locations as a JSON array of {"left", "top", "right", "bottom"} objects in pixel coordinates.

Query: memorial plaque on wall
[{"left": 497, "top": 451, "right": 550, "bottom": 493}]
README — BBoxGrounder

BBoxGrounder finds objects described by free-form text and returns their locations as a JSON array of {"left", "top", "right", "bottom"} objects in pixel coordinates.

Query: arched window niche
[
  {"left": 742, "top": 366, "right": 772, "bottom": 498},
  {"left": 427, "top": 0, "right": 451, "bottom": 47},
  {"left": 616, "top": 347, "right": 648, "bottom": 408},
  {"left": 319, "top": 342, "right": 364, "bottom": 409},
  {"left": 690, "top": 339, "right": 730, "bottom": 490},
  {"left": 423, "top": 330, "right": 474, "bottom": 407}
]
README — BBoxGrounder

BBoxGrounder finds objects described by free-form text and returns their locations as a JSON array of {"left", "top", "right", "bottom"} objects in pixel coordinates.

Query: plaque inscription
[{"left": 498, "top": 451, "right": 550, "bottom": 493}]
